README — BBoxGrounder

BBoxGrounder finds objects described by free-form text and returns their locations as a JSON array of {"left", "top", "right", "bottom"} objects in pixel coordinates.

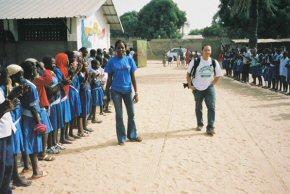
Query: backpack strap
[
  {"left": 190, "top": 58, "right": 200, "bottom": 78},
  {"left": 211, "top": 59, "right": 216, "bottom": 76}
]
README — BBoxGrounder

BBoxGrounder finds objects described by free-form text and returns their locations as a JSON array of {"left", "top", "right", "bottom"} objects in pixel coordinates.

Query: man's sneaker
[
  {"left": 206, "top": 129, "right": 215, "bottom": 136},
  {"left": 196, "top": 126, "right": 203, "bottom": 131}
]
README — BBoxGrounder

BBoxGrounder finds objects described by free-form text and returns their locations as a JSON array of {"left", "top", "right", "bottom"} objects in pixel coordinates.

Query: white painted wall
[{"left": 76, "top": 9, "right": 110, "bottom": 51}]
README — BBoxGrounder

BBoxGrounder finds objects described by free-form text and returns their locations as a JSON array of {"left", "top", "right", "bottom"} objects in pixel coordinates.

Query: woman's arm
[{"left": 131, "top": 72, "right": 139, "bottom": 103}]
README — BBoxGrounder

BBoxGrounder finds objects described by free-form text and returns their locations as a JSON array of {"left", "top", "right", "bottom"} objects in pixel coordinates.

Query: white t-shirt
[
  {"left": 187, "top": 57, "right": 223, "bottom": 91},
  {"left": 0, "top": 87, "right": 16, "bottom": 138}
]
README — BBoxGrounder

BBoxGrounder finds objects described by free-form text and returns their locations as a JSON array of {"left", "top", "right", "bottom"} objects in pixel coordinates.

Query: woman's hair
[
  {"left": 64, "top": 50, "right": 75, "bottom": 64},
  {"left": 42, "top": 56, "right": 54, "bottom": 70},
  {"left": 114, "top": 40, "right": 127, "bottom": 50},
  {"left": 20, "top": 60, "right": 35, "bottom": 80}
]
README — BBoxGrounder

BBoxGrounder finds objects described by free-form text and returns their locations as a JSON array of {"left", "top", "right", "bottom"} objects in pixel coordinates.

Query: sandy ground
[{"left": 14, "top": 60, "right": 290, "bottom": 194}]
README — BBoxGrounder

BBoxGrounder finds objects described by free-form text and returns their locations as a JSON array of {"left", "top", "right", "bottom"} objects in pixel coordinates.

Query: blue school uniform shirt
[{"left": 105, "top": 56, "right": 137, "bottom": 93}]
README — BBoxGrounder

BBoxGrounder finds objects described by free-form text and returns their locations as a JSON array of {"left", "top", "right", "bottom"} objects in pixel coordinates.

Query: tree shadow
[
  {"left": 219, "top": 77, "right": 289, "bottom": 101},
  {"left": 273, "top": 113, "right": 290, "bottom": 121}
]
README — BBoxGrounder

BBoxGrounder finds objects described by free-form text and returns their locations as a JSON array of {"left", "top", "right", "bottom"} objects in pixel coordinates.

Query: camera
[{"left": 183, "top": 83, "right": 189, "bottom": 89}]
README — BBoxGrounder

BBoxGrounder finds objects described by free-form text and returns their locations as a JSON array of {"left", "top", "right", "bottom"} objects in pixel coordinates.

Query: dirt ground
[{"left": 14, "top": 60, "right": 290, "bottom": 194}]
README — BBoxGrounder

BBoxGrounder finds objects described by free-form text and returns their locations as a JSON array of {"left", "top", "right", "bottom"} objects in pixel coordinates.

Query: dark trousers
[{"left": 0, "top": 135, "right": 13, "bottom": 194}]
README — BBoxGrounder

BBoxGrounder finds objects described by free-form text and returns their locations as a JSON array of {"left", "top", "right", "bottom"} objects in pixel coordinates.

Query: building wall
[
  {"left": 78, "top": 9, "right": 111, "bottom": 50},
  {"left": 111, "top": 37, "right": 223, "bottom": 60},
  {"left": 0, "top": 41, "right": 76, "bottom": 65}
]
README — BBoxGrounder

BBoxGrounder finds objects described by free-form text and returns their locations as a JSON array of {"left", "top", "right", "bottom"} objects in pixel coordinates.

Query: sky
[{"left": 113, "top": 0, "right": 220, "bottom": 34}]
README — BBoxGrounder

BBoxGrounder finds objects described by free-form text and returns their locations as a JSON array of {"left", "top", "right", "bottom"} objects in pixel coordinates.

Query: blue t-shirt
[{"left": 105, "top": 56, "right": 137, "bottom": 93}]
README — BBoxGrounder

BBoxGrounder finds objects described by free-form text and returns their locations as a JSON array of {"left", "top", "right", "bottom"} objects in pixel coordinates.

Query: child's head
[
  {"left": 102, "top": 58, "right": 108, "bottom": 68},
  {"left": 91, "top": 59, "right": 100, "bottom": 70}
]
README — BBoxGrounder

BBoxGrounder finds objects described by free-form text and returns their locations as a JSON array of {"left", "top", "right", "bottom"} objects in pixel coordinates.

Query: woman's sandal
[
  {"left": 78, "top": 132, "right": 88, "bottom": 137},
  {"left": 38, "top": 154, "right": 55, "bottom": 161}
]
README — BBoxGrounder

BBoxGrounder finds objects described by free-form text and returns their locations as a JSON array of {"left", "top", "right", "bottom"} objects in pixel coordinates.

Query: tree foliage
[
  {"left": 137, "top": 0, "right": 187, "bottom": 40},
  {"left": 189, "top": 29, "right": 204, "bottom": 35},
  {"left": 111, "top": 11, "right": 138, "bottom": 38},
  {"left": 215, "top": 0, "right": 290, "bottom": 39}
]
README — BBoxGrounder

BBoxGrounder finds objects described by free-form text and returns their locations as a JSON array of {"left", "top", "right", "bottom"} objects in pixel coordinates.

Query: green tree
[
  {"left": 111, "top": 11, "right": 138, "bottom": 38},
  {"left": 189, "top": 29, "right": 204, "bottom": 35},
  {"left": 215, "top": 0, "right": 289, "bottom": 48},
  {"left": 137, "top": 0, "right": 187, "bottom": 40}
]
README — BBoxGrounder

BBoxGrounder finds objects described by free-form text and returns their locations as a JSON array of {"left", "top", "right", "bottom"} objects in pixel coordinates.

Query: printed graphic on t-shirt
[{"left": 199, "top": 66, "right": 214, "bottom": 78}]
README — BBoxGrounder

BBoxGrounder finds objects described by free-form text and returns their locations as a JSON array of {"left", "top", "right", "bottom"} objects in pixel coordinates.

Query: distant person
[
  {"left": 105, "top": 40, "right": 142, "bottom": 145},
  {"left": 193, "top": 51, "right": 199, "bottom": 60},
  {"left": 185, "top": 49, "right": 191, "bottom": 66},
  {"left": 186, "top": 45, "right": 223, "bottom": 136}
]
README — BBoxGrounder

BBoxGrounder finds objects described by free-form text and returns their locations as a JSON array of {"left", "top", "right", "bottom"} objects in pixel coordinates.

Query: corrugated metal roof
[
  {"left": 0, "top": 0, "right": 123, "bottom": 32},
  {"left": 102, "top": 0, "right": 123, "bottom": 32},
  {"left": 232, "top": 39, "right": 290, "bottom": 44}
]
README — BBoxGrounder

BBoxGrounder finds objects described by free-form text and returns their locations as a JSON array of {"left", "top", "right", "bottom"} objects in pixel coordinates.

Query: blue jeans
[
  {"left": 111, "top": 90, "right": 138, "bottom": 143},
  {"left": 193, "top": 85, "right": 216, "bottom": 130}
]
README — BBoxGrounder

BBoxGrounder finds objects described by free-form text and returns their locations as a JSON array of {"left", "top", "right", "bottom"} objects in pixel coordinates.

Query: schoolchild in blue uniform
[
  {"left": 68, "top": 56, "right": 83, "bottom": 139},
  {"left": 250, "top": 49, "right": 263, "bottom": 87},
  {"left": 91, "top": 60, "right": 104, "bottom": 124},
  {"left": 7, "top": 64, "right": 47, "bottom": 180},
  {"left": 23, "top": 59, "right": 55, "bottom": 162},
  {"left": 286, "top": 55, "right": 290, "bottom": 95},
  {"left": 10, "top": 99, "right": 32, "bottom": 187},
  {"left": 42, "top": 57, "right": 64, "bottom": 153},
  {"left": 236, "top": 54, "right": 243, "bottom": 81},
  {"left": 55, "top": 53, "right": 72, "bottom": 145},
  {"left": 78, "top": 48, "right": 94, "bottom": 133},
  {"left": 262, "top": 49, "right": 271, "bottom": 88},
  {"left": 273, "top": 48, "right": 282, "bottom": 91}
]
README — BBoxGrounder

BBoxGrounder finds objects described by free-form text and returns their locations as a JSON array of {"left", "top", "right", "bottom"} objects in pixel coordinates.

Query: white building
[{"left": 0, "top": 0, "right": 123, "bottom": 65}]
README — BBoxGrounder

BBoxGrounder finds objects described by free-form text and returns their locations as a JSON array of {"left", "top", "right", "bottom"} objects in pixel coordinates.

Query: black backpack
[{"left": 190, "top": 57, "right": 216, "bottom": 78}]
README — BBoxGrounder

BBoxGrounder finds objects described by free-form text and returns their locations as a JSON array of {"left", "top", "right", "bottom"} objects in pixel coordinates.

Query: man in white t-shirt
[{"left": 186, "top": 45, "right": 223, "bottom": 135}]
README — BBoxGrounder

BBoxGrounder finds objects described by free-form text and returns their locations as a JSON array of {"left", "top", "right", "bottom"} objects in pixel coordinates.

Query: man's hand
[{"left": 189, "top": 85, "right": 196, "bottom": 91}]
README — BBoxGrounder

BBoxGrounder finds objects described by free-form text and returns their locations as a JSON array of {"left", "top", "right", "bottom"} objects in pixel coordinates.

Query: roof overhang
[
  {"left": 232, "top": 38, "right": 290, "bottom": 44},
  {"left": 0, "top": 0, "right": 123, "bottom": 32}
]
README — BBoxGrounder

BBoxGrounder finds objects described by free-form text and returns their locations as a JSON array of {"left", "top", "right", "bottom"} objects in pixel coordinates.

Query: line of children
[
  {"left": 0, "top": 46, "right": 114, "bottom": 192},
  {"left": 222, "top": 47, "right": 290, "bottom": 95}
]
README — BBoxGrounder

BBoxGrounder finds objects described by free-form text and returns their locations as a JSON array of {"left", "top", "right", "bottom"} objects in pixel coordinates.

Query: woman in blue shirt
[{"left": 105, "top": 40, "right": 142, "bottom": 145}]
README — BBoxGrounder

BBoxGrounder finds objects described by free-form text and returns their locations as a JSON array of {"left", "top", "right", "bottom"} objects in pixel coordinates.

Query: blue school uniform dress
[
  {"left": 79, "top": 72, "right": 91, "bottom": 118},
  {"left": 20, "top": 79, "right": 43, "bottom": 155},
  {"left": 86, "top": 82, "right": 92, "bottom": 116},
  {"left": 69, "top": 75, "right": 82, "bottom": 119},
  {"left": 286, "top": 60, "right": 290, "bottom": 84},
  {"left": 54, "top": 67, "right": 72, "bottom": 124},
  {"left": 48, "top": 72, "right": 63, "bottom": 130},
  {"left": 92, "top": 80, "right": 104, "bottom": 106},
  {"left": 11, "top": 102, "right": 24, "bottom": 154},
  {"left": 250, "top": 55, "right": 262, "bottom": 77},
  {"left": 39, "top": 108, "right": 53, "bottom": 134}
]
